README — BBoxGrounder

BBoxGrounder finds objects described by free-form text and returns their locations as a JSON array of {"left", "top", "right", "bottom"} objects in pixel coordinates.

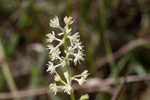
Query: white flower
[
  {"left": 73, "top": 70, "right": 89, "bottom": 85},
  {"left": 47, "top": 61, "right": 56, "bottom": 73},
  {"left": 74, "top": 50, "right": 84, "bottom": 65},
  {"left": 49, "top": 16, "right": 60, "bottom": 28},
  {"left": 59, "top": 58, "right": 66, "bottom": 67},
  {"left": 64, "top": 26, "right": 72, "bottom": 35},
  {"left": 81, "top": 70, "right": 89, "bottom": 78},
  {"left": 54, "top": 74, "right": 61, "bottom": 82},
  {"left": 46, "top": 31, "right": 56, "bottom": 43},
  {"left": 58, "top": 32, "right": 64, "bottom": 36},
  {"left": 49, "top": 47, "right": 61, "bottom": 61},
  {"left": 47, "top": 44, "right": 54, "bottom": 50},
  {"left": 66, "top": 46, "right": 75, "bottom": 57},
  {"left": 64, "top": 16, "right": 74, "bottom": 25},
  {"left": 68, "top": 32, "right": 80, "bottom": 46},
  {"left": 49, "top": 83, "right": 58, "bottom": 95},
  {"left": 74, "top": 77, "right": 86, "bottom": 85},
  {"left": 74, "top": 41, "right": 83, "bottom": 50},
  {"left": 63, "top": 84, "right": 72, "bottom": 95},
  {"left": 46, "top": 16, "right": 89, "bottom": 96},
  {"left": 64, "top": 72, "right": 70, "bottom": 84}
]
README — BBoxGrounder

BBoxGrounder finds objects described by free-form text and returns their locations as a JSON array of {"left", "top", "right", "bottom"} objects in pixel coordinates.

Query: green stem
[
  {"left": 71, "top": 91, "right": 75, "bottom": 100},
  {"left": 63, "top": 27, "right": 76, "bottom": 100},
  {"left": 64, "top": 60, "right": 76, "bottom": 100},
  {"left": 65, "top": 59, "right": 72, "bottom": 79}
]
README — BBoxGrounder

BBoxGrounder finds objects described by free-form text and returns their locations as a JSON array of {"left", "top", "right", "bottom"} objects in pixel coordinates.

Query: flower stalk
[{"left": 46, "top": 16, "right": 89, "bottom": 100}]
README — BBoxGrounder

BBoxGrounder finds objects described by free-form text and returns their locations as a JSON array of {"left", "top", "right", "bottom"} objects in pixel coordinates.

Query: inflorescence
[{"left": 46, "top": 16, "right": 89, "bottom": 96}]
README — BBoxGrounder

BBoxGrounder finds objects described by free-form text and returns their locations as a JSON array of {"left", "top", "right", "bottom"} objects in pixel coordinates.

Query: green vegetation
[{"left": 0, "top": 0, "right": 150, "bottom": 100}]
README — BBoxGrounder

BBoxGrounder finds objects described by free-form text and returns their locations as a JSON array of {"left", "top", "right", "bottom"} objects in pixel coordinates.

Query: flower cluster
[{"left": 46, "top": 16, "right": 89, "bottom": 96}]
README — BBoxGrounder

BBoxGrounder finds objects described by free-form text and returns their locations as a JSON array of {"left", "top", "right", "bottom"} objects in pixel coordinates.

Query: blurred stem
[
  {"left": 66, "top": 0, "right": 72, "bottom": 14},
  {"left": 0, "top": 40, "right": 19, "bottom": 100},
  {"left": 99, "top": 0, "right": 118, "bottom": 81},
  {"left": 104, "top": 38, "right": 118, "bottom": 81},
  {"left": 87, "top": 47, "right": 96, "bottom": 76}
]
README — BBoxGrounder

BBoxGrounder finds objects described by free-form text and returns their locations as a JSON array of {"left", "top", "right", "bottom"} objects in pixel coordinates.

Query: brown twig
[
  {"left": 0, "top": 74, "right": 150, "bottom": 99},
  {"left": 95, "top": 38, "right": 150, "bottom": 69},
  {"left": 0, "top": 88, "right": 48, "bottom": 99},
  {"left": 111, "top": 78, "right": 126, "bottom": 100}
]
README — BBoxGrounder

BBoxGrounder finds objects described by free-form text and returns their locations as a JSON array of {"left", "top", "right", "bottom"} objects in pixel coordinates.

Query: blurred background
[{"left": 1, "top": 0, "right": 150, "bottom": 100}]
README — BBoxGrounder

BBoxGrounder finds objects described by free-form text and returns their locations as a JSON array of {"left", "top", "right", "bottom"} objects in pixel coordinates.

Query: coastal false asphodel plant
[{"left": 46, "top": 16, "right": 89, "bottom": 100}]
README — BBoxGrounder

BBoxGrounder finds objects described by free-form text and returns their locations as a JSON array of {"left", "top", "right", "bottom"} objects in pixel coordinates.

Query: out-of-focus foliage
[{"left": 0, "top": 0, "right": 150, "bottom": 100}]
